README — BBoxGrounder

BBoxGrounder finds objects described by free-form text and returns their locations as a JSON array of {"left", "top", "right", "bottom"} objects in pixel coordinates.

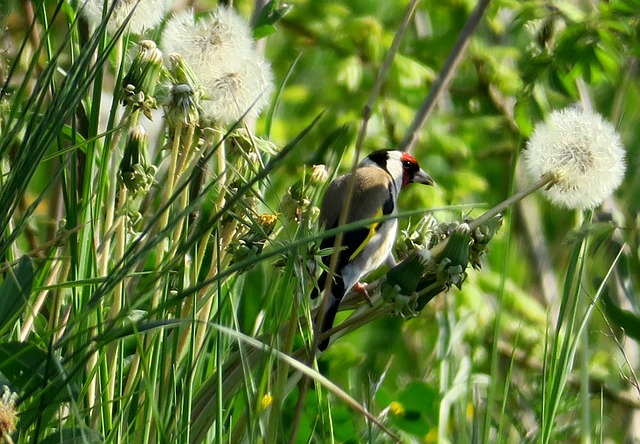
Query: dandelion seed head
[
  {"left": 161, "top": 8, "right": 254, "bottom": 77},
  {"left": 200, "top": 56, "right": 274, "bottom": 124},
  {"left": 523, "top": 106, "right": 626, "bottom": 210},
  {"left": 161, "top": 7, "right": 274, "bottom": 125},
  {"left": 81, "top": 0, "right": 168, "bottom": 35}
]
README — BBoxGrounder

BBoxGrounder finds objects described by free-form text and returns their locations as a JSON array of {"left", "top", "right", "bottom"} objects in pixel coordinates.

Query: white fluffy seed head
[
  {"left": 161, "top": 7, "right": 274, "bottom": 124},
  {"left": 161, "top": 8, "right": 254, "bottom": 77},
  {"left": 81, "top": 0, "right": 168, "bottom": 35},
  {"left": 200, "top": 56, "right": 274, "bottom": 124},
  {"left": 523, "top": 107, "right": 626, "bottom": 210}
]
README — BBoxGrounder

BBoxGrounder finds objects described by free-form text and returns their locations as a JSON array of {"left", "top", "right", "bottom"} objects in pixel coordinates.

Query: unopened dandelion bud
[
  {"left": 524, "top": 106, "right": 626, "bottom": 210},
  {"left": 309, "top": 164, "right": 329, "bottom": 185},
  {"left": 385, "top": 251, "right": 424, "bottom": 296},
  {"left": 119, "top": 125, "right": 156, "bottom": 194},
  {"left": 432, "top": 224, "right": 471, "bottom": 267},
  {"left": 166, "top": 84, "right": 200, "bottom": 128},
  {"left": 280, "top": 191, "right": 299, "bottom": 221},
  {"left": 121, "top": 41, "right": 163, "bottom": 113},
  {"left": 123, "top": 41, "right": 163, "bottom": 93},
  {"left": 168, "top": 53, "right": 201, "bottom": 89},
  {"left": 121, "top": 125, "right": 147, "bottom": 167}
]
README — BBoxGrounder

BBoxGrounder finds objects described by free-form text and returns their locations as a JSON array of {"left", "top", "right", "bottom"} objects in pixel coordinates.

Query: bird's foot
[{"left": 354, "top": 282, "right": 374, "bottom": 307}]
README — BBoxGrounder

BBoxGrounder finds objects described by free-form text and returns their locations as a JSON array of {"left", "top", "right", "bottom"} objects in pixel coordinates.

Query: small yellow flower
[
  {"left": 257, "top": 214, "right": 278, "bottom": 232},
  {"left": 389, "top": 401, "right": 405, "bottom": 416},
  {"left": 466, "top": 402, "right": 474, "bottom": 420},
  {"left": 260, "top": 393, "right": 273, "bottom": 410},
  {"left": 423, "top": 427, "right": 438, "bottom": 443}
]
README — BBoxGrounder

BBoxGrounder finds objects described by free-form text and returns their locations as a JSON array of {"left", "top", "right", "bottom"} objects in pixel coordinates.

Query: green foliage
[{"left": 0, "top": 0, "right": 639, "bottom": 443}]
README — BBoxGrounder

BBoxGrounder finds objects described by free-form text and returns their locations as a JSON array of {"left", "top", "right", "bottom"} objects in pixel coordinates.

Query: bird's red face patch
[
  {"left": 400, "top": 152, "right": 418, "bottom": 164},
  {"left": 400, "top": 153, "right": 420, "bottom": 188}
]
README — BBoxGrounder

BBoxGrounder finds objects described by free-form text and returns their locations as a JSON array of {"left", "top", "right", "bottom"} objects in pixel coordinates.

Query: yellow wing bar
[{"left": 348, "top": 210, "right": 382, "bottom": 261}]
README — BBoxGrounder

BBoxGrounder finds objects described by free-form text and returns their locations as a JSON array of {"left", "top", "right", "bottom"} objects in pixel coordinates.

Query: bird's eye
[{"left": 402, "top": 160, "right": 413, "bottom": 169}]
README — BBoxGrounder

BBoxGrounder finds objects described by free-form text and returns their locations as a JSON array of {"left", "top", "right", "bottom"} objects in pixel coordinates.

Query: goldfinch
[{"left": 313, "top": 149, "right": 433, "bottom": 350}]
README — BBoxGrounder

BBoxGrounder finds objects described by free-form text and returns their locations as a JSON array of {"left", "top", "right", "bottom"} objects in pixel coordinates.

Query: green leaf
[
  {"left": 253, "top": 1, "right": 293, "bottom": 39},
  {"left": 330, "top": 405, "right": 358, "bottom": 442},
  {"left": 0, "top": 341, "right": 50, "bottom": 384},
  {"left": 0, "top": 341, "right": 76, "bottom": 432},
  {"left": 336, "top": 56, "right": 363, "bottom": 92},
  {"left": 389, "top": 381, "right": 439, "bottom": 436},
  {"left": 514, "top": 94, "right": 543, "bottom": 137},
  {"left": 0, "top": 255, "right": 34, "bottom": 331}
]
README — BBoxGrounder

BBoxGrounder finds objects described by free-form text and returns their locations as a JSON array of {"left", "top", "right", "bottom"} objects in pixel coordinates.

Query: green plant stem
[
  {"left": 97, "top": 42, "right": 130, "bottom": 280},
  {"left": 164, "top": 124, "right": 198, "bottom": 381},
  {"left": 267, "top": 288, "right": 300, "bottom": 443},
  {"left": 168, "top": 124, "right": 197, "bottom": 259},
  {"left": 482, "top": 149, "right": 521, "bottom": 443},
  {"left": 0, "top": 158, "right": 17, "bottom": 264},
  {"left": 468, "top": 173, "right": 556, "bottom": 231},
  {"left": 88, "top": 38, "right": 129, "bottom": 420},
  {"left": 103, "top": 184, "right": 128, "bottom": 430},
  {"left": 193, "top": 136, "right": 229, "bottom": 358},
  {"left": 215, "top": 231, "right": 224, "bottom": 444},
  {"left": 151, "top": 120, "right": 183, "bottom": 310},
  {"left": 541, "top": 212, "right": 590, "bottom": 443},
  {"left": 580, "top": 326, "right": 591, "bottom": 443},
  {"left": 145, "top": 121, "right": 186, "bottom": 443},
  {"left": 19, "top": 251, "right": 62, "bottom": 340}
]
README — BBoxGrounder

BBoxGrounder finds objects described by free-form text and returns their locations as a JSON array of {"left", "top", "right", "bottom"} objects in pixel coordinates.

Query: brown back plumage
[{"left": 319, "top": 165, "right": 392, "bottom": 229}]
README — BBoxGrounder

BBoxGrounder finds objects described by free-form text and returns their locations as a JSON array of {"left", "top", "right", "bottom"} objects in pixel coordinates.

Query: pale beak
[{"left": 413, "top": 168, "right": 435, "bottom": 186}]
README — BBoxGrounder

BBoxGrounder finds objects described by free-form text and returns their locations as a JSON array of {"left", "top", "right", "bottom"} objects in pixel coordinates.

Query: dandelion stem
[
  {"left": 105, "top": 184, "right": 127, "bottom": 427},
  {"left": 193, "top": 135, "right": 228, "bottom": 357},
  {"left": 468, "top": 173, "right": 556, "bottom": 231},
  {"left": 169, "top": 124, "right": 197, "bottom": 259},
  {"left": 151, "top": 120, "right": 183, "bottom": 309},
  {"left": 20, "top": 254, "right": 62, "bottom": 341}
]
